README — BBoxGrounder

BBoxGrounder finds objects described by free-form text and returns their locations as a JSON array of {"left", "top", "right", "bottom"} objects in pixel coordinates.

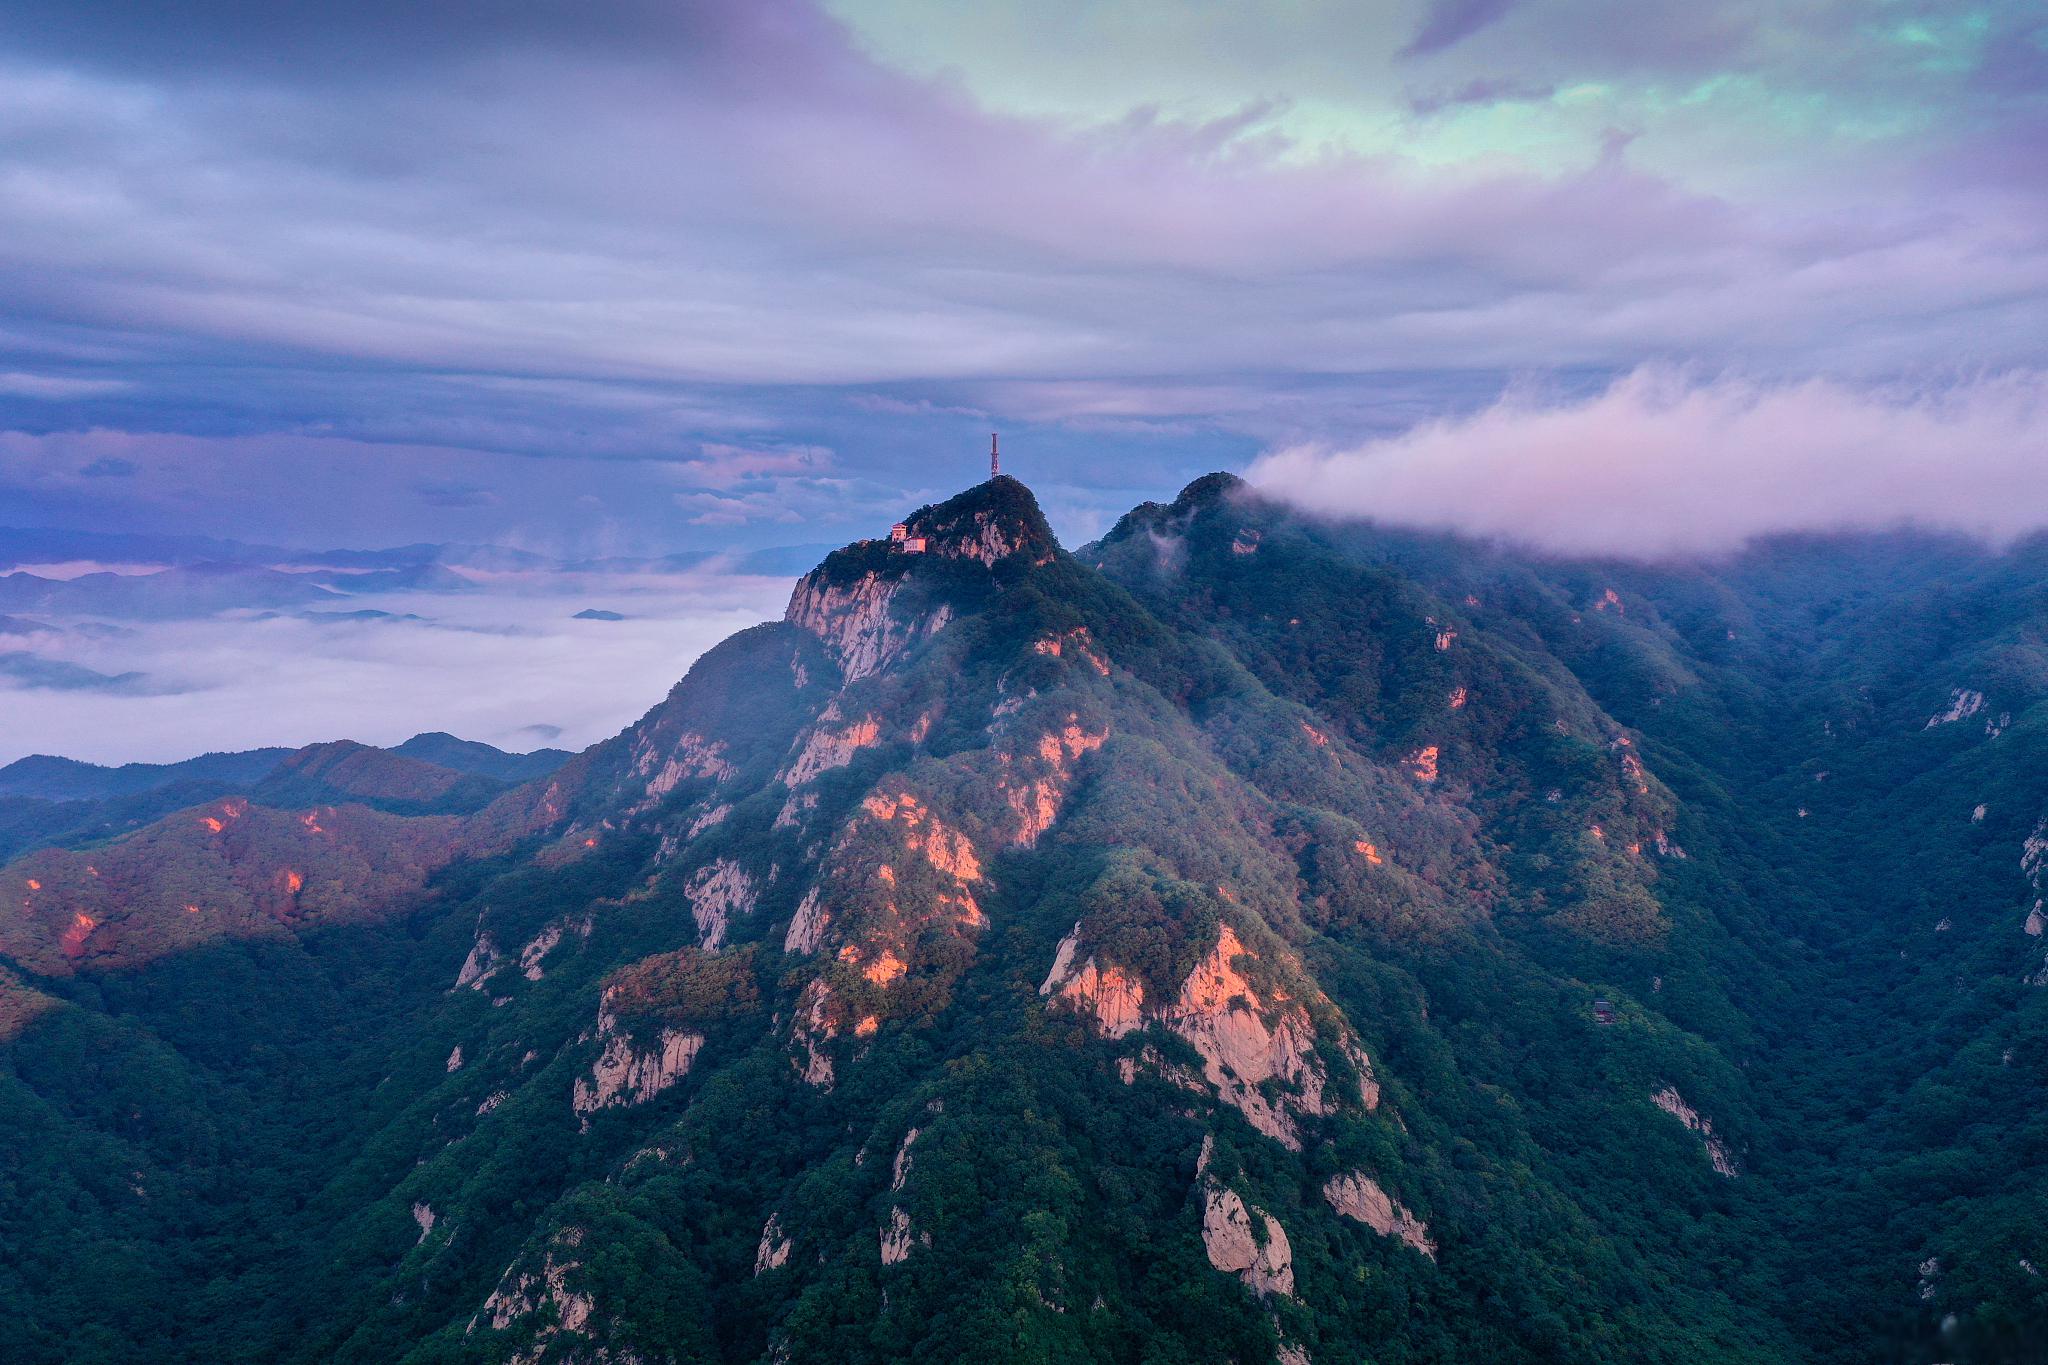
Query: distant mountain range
[
  {"left": 0, "top": 733, "right": 573, "bottom": 864},
  {"left": 2, "top": 477, "right": 2046, "bottom": 1364}
]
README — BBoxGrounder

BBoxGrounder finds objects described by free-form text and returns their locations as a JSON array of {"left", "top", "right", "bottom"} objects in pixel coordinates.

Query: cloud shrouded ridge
[{"left": 1247, "top": 369, "right": 2048, "bottom": 559}]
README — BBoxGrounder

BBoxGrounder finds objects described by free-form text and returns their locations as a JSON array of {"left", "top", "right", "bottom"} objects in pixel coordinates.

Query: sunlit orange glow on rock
[
  {"left": 855, "top": 1014, "right": 879, "bottom": 1037},
  {"left": 60, "top": 913, "right": 97, "bottom": 958},
  {"left": 862, "top": 951, "right": 908, "bottom": 986}
]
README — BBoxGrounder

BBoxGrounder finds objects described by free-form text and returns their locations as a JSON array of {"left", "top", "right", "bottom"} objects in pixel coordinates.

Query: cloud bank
[
  {"left": 0, "top": 570, "right": 795, "bottom": 766},
  {"left": 1247, "top": 369, "right": 2048, "bottom": 558}
]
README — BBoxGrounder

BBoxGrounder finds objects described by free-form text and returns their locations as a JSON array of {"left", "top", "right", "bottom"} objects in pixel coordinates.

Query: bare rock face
[
  {"left": 473, "top": 1227, "right": 597, "bottom": 1359},
  {"left": 628, "top": 727, "right": 735, "bottom": 814},
  {"left": 791, "top": 978, "right": 838, "bottom": 1088},
  {"left": 454, "top": 927, "right": 502, "bottom": 990},
  {"left": 518, "top": 922, "right": 566, "bottom": 981},
  {"left": 785, "top": 570, "right": 952, "bottom": 684},
  {"left": 1162, "top": 925, "right": 1348, "bottom": 1150},
  {"left": 1042, "top": 921, "right": 1377, "bottom": 1149},
  {"left": 683, "top": 858, "right": 755, "bottom": 951},
  {"left": 1322, "top": 1172, "right": 1435, "bottom": 1258},
  {"left": 779, "top": 705, "right": 883, "bottom": 788},
  {"left": 754, "top": 1214, "right": 792, "bottom": 1275},
  {"left": 1040, "top": 922, "right": 1145, "bottom": 1036},
  {"left": 784, "top": 888, "right": 828, "bottom": 955},
  {"left": 1649, "top": 1086, "right": 1739, "bottom": 1176},
  {"left": 998, "top": 716, "right": 1107, "bottom": 848},
  {"left": 1198, "top": 1175, "right": 1295, "bottom": 1298},
  {"left": 1926, "top": 687, "right": 1987, "bottom": 728},
  {"left": 878, "top": 1126, "right": 927, "bottom": 1265},
  {"left": 572, "top": 1001, "right": 703, "bottom": 1116}
]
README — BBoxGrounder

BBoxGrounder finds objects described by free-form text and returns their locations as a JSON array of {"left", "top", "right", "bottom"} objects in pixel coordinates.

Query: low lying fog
[{"left": 0, "top": 569, "right": 796, "bottom": 767}]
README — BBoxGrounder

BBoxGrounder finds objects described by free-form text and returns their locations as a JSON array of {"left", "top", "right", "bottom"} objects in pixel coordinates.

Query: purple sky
[{"left": 0, "top": 0, "right": 2043, "bottom": 554}]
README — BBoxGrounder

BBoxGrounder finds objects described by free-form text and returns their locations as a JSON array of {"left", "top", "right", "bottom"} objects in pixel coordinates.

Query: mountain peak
[
  {"left": 1173, "top": 470, "right": 1249, "bottom": 509},
  {"left": 782, "top": 476, "right": 1059, "bottom": 682},
  {"left": 900, "top": 475, "right": 1057, "bottom": 566}
]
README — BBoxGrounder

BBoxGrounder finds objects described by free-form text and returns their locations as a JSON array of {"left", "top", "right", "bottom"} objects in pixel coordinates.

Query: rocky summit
[{"left": 4, "top": 475, "right": 2048, "bottom": 1365}]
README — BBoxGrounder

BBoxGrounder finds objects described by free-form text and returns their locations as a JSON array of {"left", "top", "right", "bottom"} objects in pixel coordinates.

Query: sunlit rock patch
[
  {"left": 1044, "top": 920, "right": 1378, "bottom": 1148},
  {"left": 996, "top": 716, "right": 1107, "bottom": 848},
  {"left": 777, "top": 704, "right": 883, "bottom": 788}
]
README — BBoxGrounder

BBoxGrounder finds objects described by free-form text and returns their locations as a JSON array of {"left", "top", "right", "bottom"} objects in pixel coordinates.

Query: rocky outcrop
[
  {"left": 1323, "top": 1172, "right": 1435, "bottom": 1258},
  {"left": 1162, "top": 925, "right": 1363, "bottom": 1148},
  {"left": 1031, "top": 628, "right": 1110, "bottom": 675},
  {"left": 1044, "top": 921, "right": 1376, "bottom": 1148},
  {"left": 454, "top": 927, "right": 503, "bottom": 990},
  {"left": 1197, "top": 1139, "right": 1294, "bottom": 1298},
  {"left": 1407, "top": 745, "right": 1439, "bottom": 782},
  {"left": 628, "top": 728, "right": 734, "bottom": 813},
  {"left": 754, "top": 1214, "right": 792, "bottom": 1274},
  {"left": 1649, "top": 1086, "right": 1739, "bottom": 1176},
  {"left": 784, "top": 888, "right": 829, "bottom": 955},
  {"left": 1926, "top": 688, "right": 1987, "bottom": 728},
  {"left": 791, "top": 978, "right": 838, "bottom": 1087},
  {"left": 683, "top": 858, "right": 755, "bottom": 951},
  {"left": 519, "top": 923, "right": 563, "bottom": 981},
  {"left": 473, "top": 1227, "right": 596, "bottom": 1359},
  {"left": 1040, "top": 922, "right": 1145, "bottom": 1036},
  {"left": 863, "top": 791, "right": 983, "bottom": 895},
  {"left": 778, "top": 705, "right": 883, "bottom": 787},
  {"left": 879, "top": 1126, "right": 927, "bottom": 1265},
  {"left": 572, "top": 1001, "right": 703, "bottom": 1117},
  {"left": 785, "top": 570, "right": 952, "bottom": 684},
  {"left": 998, "top": 717, "right": 1107, "bottom": 847}
]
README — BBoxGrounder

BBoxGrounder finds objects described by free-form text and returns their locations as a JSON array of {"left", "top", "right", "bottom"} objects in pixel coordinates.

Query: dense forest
[{"left": 2, "top": 474, "right": 2045, "bottom": 1364}]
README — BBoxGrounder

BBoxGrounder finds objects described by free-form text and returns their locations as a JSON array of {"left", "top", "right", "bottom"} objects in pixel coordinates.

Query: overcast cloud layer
[{"left": 0, "top": 0, "right": 2042, "bottom": 555}]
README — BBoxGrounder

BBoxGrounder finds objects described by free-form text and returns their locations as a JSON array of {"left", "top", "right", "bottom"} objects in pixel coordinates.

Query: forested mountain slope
[{"left": 1, "top": 475, "right": 2042, "bottom": 1364}]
